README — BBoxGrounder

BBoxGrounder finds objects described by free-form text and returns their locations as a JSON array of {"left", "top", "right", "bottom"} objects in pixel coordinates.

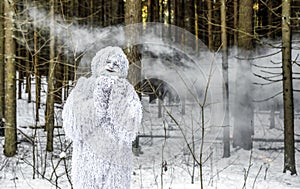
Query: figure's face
[
  {"left": 105, "top": 55, "right": 122, "bottom": 74},
  {"left": 103, "top": 54, "right": 128, "bottom": 78},
  {"left": 91, "top": 46, "right": 129, "bottom": 78}
]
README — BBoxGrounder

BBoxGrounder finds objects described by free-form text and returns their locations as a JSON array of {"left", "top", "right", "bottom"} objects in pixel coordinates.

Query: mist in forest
[
  {"left": 27, "top": 5, "right": 218, "bottom": 97},
  {"left": 27, "top": 5, "right": 300, "bottom": 138}
]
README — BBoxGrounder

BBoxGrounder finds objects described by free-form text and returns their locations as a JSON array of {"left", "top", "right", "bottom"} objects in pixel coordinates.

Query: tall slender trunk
[
  {"left": 125, "top": 0, "right": 142, "bottom": 151},
  {"left": 63, "top": 52, "right": 69, "bottom": 101},
  {"left": 282, "top": 0, "right": 297, "bottom": 175},
  {"left": 54, "top": 40, "right": 62, "bottom": 104},
  {"left": 232, "top": 0, "right": 253, "bottom": 150},
  {"left": 186, "top": 0, "right": 195, "bottom": 34},
  {"left": 0, "top": 0, "right": 5, "bottom": 119},
  {"left": 125, "top": 0, "right": 141, "bottom": 87},
  {"left": 174, "top": 0, "right": 185, "bottom": 43},
  {"left": 111, "top": 0, "right": 120, "bottom": 25},
  {"left": 167, "top": 0, "right": 171, "bottom": 24},
  {"left": 17, "top": 39, "right": 23, "bottom": 100},
  {"left": 33, "top": 0, "right": 40, "bottom": 121},
  {"left": 267, "top": 0, "right": 273, "bottom": 39},
  {"left": 118, "top": 0, "right": 125, "bottom": 24},
  {"left": 185, "top": 0, "right": 195, "bottom": 49},
  {"left": 194, "top": 0, "right": 198, "bottom": 51},
  {"left": 89, "top": 0, "right": 94, "bottom": 28},
  {"left": 221, "top": 0, "right": 230, "bottom": 158},
  {"left": 148, "top": 0, "right": 159, "bottom": 22},
  {"left": 25, "top": 50, "right": 31, "bottom": 103},
  {"left": 233, "top": 0, "right": 238, "bottom": 46},
  {"left": 207, "top": 0, "right": 213, "bottom": 50},
  {"left": 4, "top": 0, "right": 17, "bottom": 157},
  {"left": 198, "top": 1, "right": 207, "bottom": 45},
  {"left": 46, "top": 0, "right": 56, "bottom": 152}
]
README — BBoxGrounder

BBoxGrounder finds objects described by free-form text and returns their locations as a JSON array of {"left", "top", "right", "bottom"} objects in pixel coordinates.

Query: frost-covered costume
[{"left": 62, "top": 46, "right": 142, "bottom": 189}]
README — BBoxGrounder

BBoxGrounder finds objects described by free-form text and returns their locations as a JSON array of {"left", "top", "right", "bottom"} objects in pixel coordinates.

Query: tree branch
[{"left": 253, "top": 91, "right": 283, "bottom": 102}]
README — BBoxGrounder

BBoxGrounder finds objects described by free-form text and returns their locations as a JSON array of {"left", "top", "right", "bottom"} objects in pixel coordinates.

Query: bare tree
[
  {"left": 282, "top": 0, "right": 297, "bottom": 175},
  {"left": 4, "top": 0, "right": 17, "bottom": 157}
]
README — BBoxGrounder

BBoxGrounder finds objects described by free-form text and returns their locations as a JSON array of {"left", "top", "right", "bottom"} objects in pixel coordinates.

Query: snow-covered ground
[{"left": 0, "top": 88, "right": 299, "bottom": 189}]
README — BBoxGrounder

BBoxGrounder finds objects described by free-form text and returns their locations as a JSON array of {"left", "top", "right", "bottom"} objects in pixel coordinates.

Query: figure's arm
[
  {"left": 87, "top": 76, "right": 115, "bottom": 138},
  {"left": 84, "top": 76, "right": 124, "bottom": 157},
  {"left": 109, "top": 81, "right": 143, "bottom": 146},
  {"left": 62, "top": 77, "right": 94, "bottom": 142},
  {"left": 93, "top": 76, "right": 115, "bottom": 126},
  {"left": 119, "top": 91, "right": 142, "bottom": 146}
]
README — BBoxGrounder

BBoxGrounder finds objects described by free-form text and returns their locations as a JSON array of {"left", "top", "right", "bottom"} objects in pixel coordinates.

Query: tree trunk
[
  {"left": 33, "top": 35, "right": 40, "bottom": 121},
  {"left": 4, "top": 0, "right": 17, "bottom": 157},
  {"left": 125, "top": 0, "right": 141, "bottom": 86},
  {"left": 111, "top": 0, "right": 119, "bottom": 25},
  {"left": 54, "top": 62, "right": 63, "bottom": 104},
  {"left": 233, "top": 0, "right": 238, "bottom": 46},
  {"left": 63, "top": 52, "right": 69, "bottom": 101},
  {"left": 118, "top": 0, "right": 125, "bottom": 24},
  {"left": 174, "top": 0, "right": 185, "bottom": 42},
  {"left": 0, "top": 0, "right": 5, "bottom": 119},
  {"left": 16, "top": 31, "right": 23, "bottom": 100},
  {"left": 194, "top": 0, "right": 198, "bottom": 50},
  {"left": 282, "top": 0, "right": 297, "bottom": 175},
  {"left": 46, "top": 0, "right": 56, "bottom": 152},
  {"left": 267, "top": 0, "right": 273, "bottom": 39},
  {"left": 148, "top": 0, "right": 159, "bottom": 22},
  {"left": 33, "top": 0, "right": 40, "bottom": 121},
  {"left": 167, "top": 0, "right": 171, "bottom": 24},
  {"left": 185, "top": 0, "right": 195, "bottom": 49},
  {"left": 186, "top": 0, "right": 195, "bottom": 34},
  {"left": 207, "top": 0, "right": 213, "bottom": 51},
  {"left": 103, "top": 0, "right": 109, "bottom": 26},
  {"left": 221, "top": 0, "right": 230, "bottom": 158},
  {"left": 232, "top": 0, "right": 253, "bottom": 150},
  {"left": 25, "top": 50, "right": 31, "bottom": 103},
  {"left": 89, "top": 0, "right": 94, "bottom": 28},
  {"left": 125, "top": 0, "right": 141, "bottom": 151},
  {"left": 198, "top": 1, "right": 207, "bottom": 45}
]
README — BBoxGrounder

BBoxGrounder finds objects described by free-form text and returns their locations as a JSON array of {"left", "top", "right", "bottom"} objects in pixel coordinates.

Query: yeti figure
[{"left": 62, "top": 46, "right": 142, "bottom": 189}]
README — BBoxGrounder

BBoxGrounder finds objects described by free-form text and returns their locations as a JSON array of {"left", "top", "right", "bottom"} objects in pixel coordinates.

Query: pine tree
[
  {"left": 0, "top": 0, "right": 5, "bottom": 120},
  {"left": 46, "top": 0, "right": 56, "bottom": 152},
  {"left": 4, "top": 0, "right": 17, "bottom": 157},
  {"left": 282, "top": 0, "right": 297, "bottom": 175}
]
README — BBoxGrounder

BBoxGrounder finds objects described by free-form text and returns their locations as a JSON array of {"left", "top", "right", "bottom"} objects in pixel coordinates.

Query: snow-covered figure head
[
  {"left": 91, "top": 46, "right": 129, "bottom": 78},
  {"left": 62, "top": 46, "right": 142, "bottom": 189}
]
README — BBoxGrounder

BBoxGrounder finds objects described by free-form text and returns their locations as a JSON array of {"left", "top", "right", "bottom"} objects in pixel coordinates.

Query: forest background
[{"left": 0, "top": 0, "right": 300, "bottom": 188}]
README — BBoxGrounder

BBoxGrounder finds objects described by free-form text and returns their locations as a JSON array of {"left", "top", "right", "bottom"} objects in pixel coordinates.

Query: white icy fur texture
[
  {"left": 91, "top": 46, "right": 129, "bottom": 78},
  {"left": 62, "top": 46, "right": 142, "bottom": 189}
]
